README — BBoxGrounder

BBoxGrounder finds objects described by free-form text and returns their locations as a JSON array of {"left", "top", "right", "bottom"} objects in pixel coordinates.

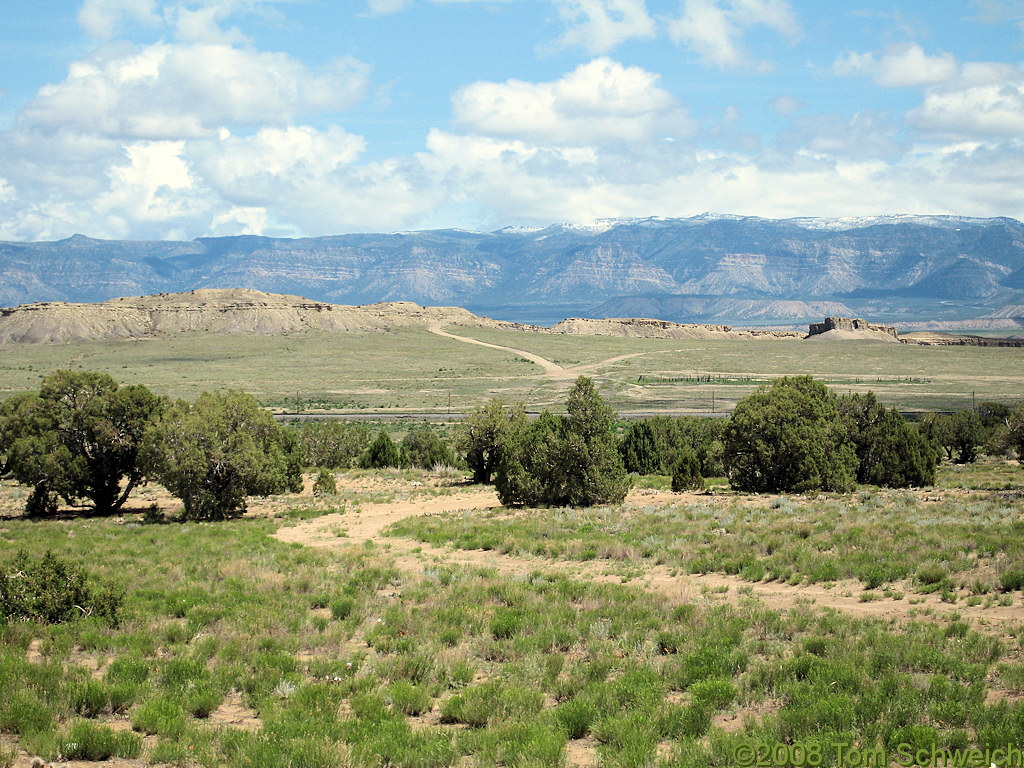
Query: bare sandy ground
[{"left": 273, "top": 484, "right": 1024, "bottom": 635}]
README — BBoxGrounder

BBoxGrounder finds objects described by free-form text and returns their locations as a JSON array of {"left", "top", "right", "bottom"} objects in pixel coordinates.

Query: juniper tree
[{"left": 723, "top": 376, "right": 857, "bottom": 494}]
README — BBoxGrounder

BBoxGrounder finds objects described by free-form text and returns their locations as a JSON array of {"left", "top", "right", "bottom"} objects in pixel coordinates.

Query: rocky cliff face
[
  {"left": 3, "top": 214, "right": 1023, "bottom": 325},
  {"left": 807, "top": 317, "right": 900, "bottom": 341},
  {"left": 0, "top": 289, "right": 804, "bottom": 345},
  {"left": 0, "top": 290, "right": 490, "bottom": 344}
]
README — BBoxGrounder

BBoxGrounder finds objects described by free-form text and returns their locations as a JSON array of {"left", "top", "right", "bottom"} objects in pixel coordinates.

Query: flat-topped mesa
[
  {"left": 808, "top": 317, "right": 900, "bottom": 341},
  {"left": 549, "top": 317, "right": 735, "bottom": 339}
]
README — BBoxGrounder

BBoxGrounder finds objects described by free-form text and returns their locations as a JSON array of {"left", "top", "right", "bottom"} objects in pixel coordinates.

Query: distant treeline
[{"left": 1, "top": 371, "right": 1022, "bottom": 519}]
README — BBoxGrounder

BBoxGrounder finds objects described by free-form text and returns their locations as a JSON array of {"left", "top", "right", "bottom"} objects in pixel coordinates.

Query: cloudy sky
[{"left": 1, "top": 0, "right": 1022, "bottom": 240}]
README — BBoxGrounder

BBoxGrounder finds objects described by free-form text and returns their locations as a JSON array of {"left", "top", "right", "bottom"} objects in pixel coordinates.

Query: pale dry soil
[
  {"left": 427, "top": 324, "right": 647, "bottom": 381},
  {"left": 272, "top": 480, "right": 1024, "bottom": 635},
  {"left": 4, "top": 471, "right": 1024, "bottom": 768}
]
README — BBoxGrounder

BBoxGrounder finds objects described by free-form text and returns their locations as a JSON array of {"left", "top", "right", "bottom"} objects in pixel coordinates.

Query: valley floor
[{"left": 1, "top": 461, "right": 1023, "bottom": 767}]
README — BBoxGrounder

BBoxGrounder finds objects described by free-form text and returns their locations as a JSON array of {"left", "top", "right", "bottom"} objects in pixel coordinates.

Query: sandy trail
[
  {"left": 273, "top": 487, "right": 1024, "bottom": 634},
  {"left": 427, "top": 324, "right": 565, "bottom": 375},
  {"left": 427, "top": 324, "right": 648, "bottom": 380}
]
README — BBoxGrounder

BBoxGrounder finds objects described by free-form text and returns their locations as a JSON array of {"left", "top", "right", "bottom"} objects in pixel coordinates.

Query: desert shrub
[
  {"left": 723, "top": 376, "right": 857, "bottom": 493},
  {"left": 1008, "top": 403, "right": 1024, "bottom": 459},
  {"left": 950, "top": 410, "right": 984, "bottom": 463},
  {"left": 921, "top": 410, "right": 984, "bottom": 464},
  {"left": 670, "top": 447, "right": 704, "bottom": 492},
  {"left": 0, "top": 550, "right": 123, "bottom": 626},
  {"left": 665, "top": 415, "right": 727, "bottom": 477},
  {"left": 144, "top": 389, "right": 303, "bottom": 520},
  {"left": 496, "top": 377, "right": 630, "bottom": 507},
  {"left": 292, "top": 420, "right": 370, "bottom": 469},
  {"left": 457, "top": 398, "right": 526, "bottom": 484},
  {"left": 839, "top": 392, "right": 936, "bottom": 487},
  {"left": 401, "top": 426, "right": 456, "bottom": 469},
  {"left": 619, "top": 421, "right": 663, "bottom": 474},
  {"left": 359, "top": 430, "right": 405, "bottom": 469},
  {"left": 312, "top": 468, "right": 337, "bottom": 497},
  {"left": 0, "top": 372, "right": 162, "bottom": 515},
  {"left": 24, "top": 485, "right": 58, "bottom": 517}
]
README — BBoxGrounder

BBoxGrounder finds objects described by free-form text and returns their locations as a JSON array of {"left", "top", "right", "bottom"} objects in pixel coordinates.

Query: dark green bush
[
  {"left": 292, "top": 420, "right": 370, "bottom": 469},
  {"left": 723, "top": 376, "right": 857, "bottom": 493},
  {"left": 401, "top": 426, "right": 456, "bottom": 469},
  {"left": 0, "top": 371, "right": 162, "bottom": 515},
  {"left": 496, "top": 377, "right": 630, "bottom": 507},
  {"left": 359, "top": 430, "right": 405, "bottom": 469},
  {"left": 312, "top": 468, "right": 337, "bottom": 496},
  {"left": 619, "top": 421, "right": 663, "bottom": 474},
  {"left": 840, "top": 392, "right": 936, "bottom": 487},
  {"left": 144, "top": 390, "right": 303, "bottom": 520},
  {"left": 0, "top": 550, "right": 123, "bottom": 626},
  {"left": 999, "top": 568, "right": 1024, "bottom": 592},
  {"left": 670, "top": 447, "right": 705, "bottom": 492}
]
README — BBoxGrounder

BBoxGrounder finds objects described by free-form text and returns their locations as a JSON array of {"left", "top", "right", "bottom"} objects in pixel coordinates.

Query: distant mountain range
[{"left": 3, "top": 214, "right": 1024, "bottom": 326}]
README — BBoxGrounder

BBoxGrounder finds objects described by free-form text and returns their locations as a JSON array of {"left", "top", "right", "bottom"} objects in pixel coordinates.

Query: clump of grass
[
  {"left": 386, "top": 680, "right": 432, "bottom": 716},
  {"left": 68, "top": 678, "right": 109, "bottom": 718},
  {"left": 555, "top": 698, "right": 597, "bottom": 739},
  {"left": 329, "top": 597, "right": 356, "bottom": 620},
  {"left": 440, "top": 682, "right": 544, "bottom": 728},
  {"left": 490, "top": 607, "right": 525, "bottom": 640},
  {"left": 688, "top": 678, "right": 737, "bottom": 709},
  {"left": 55, "top": 721, "right": 142, "bottom": 761},
  {"left": 132, "top": 696, "right": 188, "bottom": 738},
  {"left": 0, "top": 689, "right": 53, "bottom": 735},
  {"left": 999, "top": 567, "right": 1024, "bottom": 592}
]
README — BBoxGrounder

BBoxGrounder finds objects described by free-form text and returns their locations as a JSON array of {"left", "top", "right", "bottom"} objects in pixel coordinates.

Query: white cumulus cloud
[
  {"left": 452, "top": 57, "right": 693, "bottom": 146},
  {"left": 22, "top": 41, "right": 368, "bottom": 140},
  {"left": 668, "top": 0, "right": 800, "bottom": 70},
  {"left": 552, "top": 0, "right": 656, "bottom": 54},
  {"left": 833, "top": 42, "right": 1024, "bottom": 139},
  {"left": 833, "top": 43, "right": 959, "bottom": 87},
  {"left": 78, "top": 0, "right": 162, "bottom": 38},
  {"left": 908, "top": 73, "right": 1024, "bottom": 137}
]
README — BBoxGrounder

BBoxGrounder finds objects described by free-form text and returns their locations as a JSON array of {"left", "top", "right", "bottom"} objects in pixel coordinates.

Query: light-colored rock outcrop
[
  {"left": 0, "top": 289, "right": 806, "bottom": 345},
  {"left": 806, "top": 317, "right": 900, "bottom": 342}
]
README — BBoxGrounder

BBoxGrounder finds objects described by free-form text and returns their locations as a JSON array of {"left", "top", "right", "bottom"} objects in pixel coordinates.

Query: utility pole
[
  {"left": 448, "top": 391, "right": 452, "bottom": 417},
  {"left": 711, "top": 389, "right": 715, "bottom": 413}
]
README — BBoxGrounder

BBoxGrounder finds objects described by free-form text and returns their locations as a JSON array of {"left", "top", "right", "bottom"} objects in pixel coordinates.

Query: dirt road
[{"left": 272, "top": 484, "right": 1023, "bottom": 633}]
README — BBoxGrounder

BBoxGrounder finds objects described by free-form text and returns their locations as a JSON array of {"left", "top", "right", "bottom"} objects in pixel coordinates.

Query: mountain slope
[{"left": 3, "top": 215, "right": 1023, "bottom": 324}]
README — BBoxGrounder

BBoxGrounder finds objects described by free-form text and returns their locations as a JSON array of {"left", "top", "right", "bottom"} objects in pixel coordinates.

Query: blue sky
[{"left": 0, "top": 0, "right": 1022, "bottom": 240}]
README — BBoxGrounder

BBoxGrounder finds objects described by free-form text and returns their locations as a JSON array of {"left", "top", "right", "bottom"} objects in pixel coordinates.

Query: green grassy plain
[
  {"left": 1, "top": 327, "right": 1023, "bottom": 413},
  {"left": 2, "top": 461, "right": 1024, "bottom": 768}
]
